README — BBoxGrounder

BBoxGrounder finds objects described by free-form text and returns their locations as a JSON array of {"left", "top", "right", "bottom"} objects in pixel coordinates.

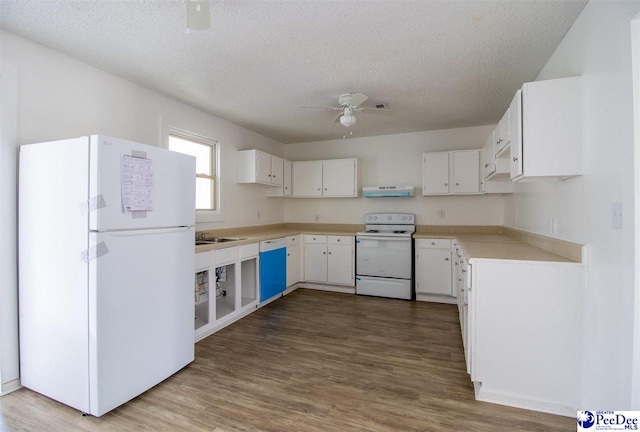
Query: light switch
[{"left": 612, "top": 203, "right": 623, "bottom": 229}]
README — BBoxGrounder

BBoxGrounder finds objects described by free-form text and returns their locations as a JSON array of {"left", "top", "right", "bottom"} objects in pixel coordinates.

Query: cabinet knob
[
  {"left": 431, "top": 242, "right": 435, "bottom": 245},
  {"left": 268, "top": 174, "right": 272, "bottom": 177},
  {"left": 324, "top": 188, "right": 327, "bottom": 191},
  {"left": 317, "top": 188, "right": 321, "bottom": 191},
  {"left": 337, "top": 239, "right": 340, "bottom": 242},
  {"left": 445, "top": 258, "right": 449, "bottom": 261},
  {"left": 444, "top": 183, "right": 448, "bottom": 186},
  {"left": 328, "top": 252, "right": 332, "bottom": 255},
  {"left": 455, "top": 183, "right": 460, "bottom": 186},
  {"left": 484, "top": 163, "right": 489, "bottom": 168},
  {"left": 323, "top": 251, "right": 326, "bottom": 255},
  {"left": 513, "top": 157, "right": 518, "bottom": 162},
  {"left": 287, "top": 253, "right": 290, "bottom": 257}
]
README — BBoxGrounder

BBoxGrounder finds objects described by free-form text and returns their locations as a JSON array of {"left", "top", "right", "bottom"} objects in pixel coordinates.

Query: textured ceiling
[{"left": 0, "top": 0, "right": 587, "bottom": 144}]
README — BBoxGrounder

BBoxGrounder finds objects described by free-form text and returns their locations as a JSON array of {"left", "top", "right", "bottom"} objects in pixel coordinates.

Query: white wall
[
  {"left": 0, "top": 60, "right": 19, "bottom": 394},
  {"left": 1, "top": 30, "right": 285, "bottom": 230},
  {"left": 503, "top": 0, "right": 640, "bottom": 409},
  {"left": 284, "top": 126, "right": 505, "bottom": 225}
]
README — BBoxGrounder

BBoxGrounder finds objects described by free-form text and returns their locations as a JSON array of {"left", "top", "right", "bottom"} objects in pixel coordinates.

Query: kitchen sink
[{"left": 195, "top": 237, "right": 247, "bottom": 246}]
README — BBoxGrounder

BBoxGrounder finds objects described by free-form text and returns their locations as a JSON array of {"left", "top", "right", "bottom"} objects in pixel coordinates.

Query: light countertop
[{"left": 197, "top": 224, "right": 583, "bottom": 264}]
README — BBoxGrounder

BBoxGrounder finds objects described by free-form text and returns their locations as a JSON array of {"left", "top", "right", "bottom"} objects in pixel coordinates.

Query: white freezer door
[
  {"left": 88, "top": 226, "right": 195, "bottom": 416},
  {"left": 89, "top": 135, "right": 196, "bottom": 231}
]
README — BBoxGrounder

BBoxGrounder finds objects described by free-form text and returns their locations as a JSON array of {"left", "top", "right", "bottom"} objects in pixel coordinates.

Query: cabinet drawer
[
  {"left": 195, "top": 251, "right": 212, "bottom": 271},
  {"left": 327, "top": 235, "right": 353, "bottom": 245},
  {"left": 416, "top": 238, "right": 452, "bottom": 249},
  {"left": 240, "top": 242, "right": 259, "bottom": 259},
  {"left": 304, "top": 234, "right": 327, "bottom": 244},
  {"left": 287, "top": 235, "right": 300, "bottom": 247},
  {"left": 215, "top": 246, "right": 238, "bottom": 265}
]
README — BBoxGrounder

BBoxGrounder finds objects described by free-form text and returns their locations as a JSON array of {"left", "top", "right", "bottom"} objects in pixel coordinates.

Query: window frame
[{"left": 167, "top": 127, "right": 222, "bottom": 222}]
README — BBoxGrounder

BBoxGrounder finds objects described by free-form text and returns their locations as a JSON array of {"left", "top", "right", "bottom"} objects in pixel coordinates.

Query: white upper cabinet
[
  {"left": 270, "top": 155, "right": 284, "bottom": 186},
  {"left": 292, "top": 158, "right": 358, "bottom": 198},
  {"left": 482, "top": 132, "right": 496, "bottom": 180},
  {"left": 423, "top": 150, "right": 480, "bottom": 195},
  {"left": 266, "top": 159, "right": 292, "bottom": 197},
  {"left": 495, "top": 109, "right": 510, "bottom": 155},
  {"left": 292, "top": 161, "right": 323, "bottom": 196},
  {"left": 452, "top": 151, "right": 480, "bottom": 194},
  {"left": 511, "top": 76, "right": 582, "bottom": 181},
  {"left": 236, "top": 149, "right": 286, "bottom": 186},
  {"left": 322, "top": 159, "right": 357, "bottom": 197},
  {"left": 422, "top": 152, "right": 450, "bottom": 195},
  {"left": 283, "top": 159, "right": 292, "bottom": 196}
]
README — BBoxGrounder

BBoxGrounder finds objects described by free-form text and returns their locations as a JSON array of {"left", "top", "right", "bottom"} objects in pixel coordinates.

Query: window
[{"left": 168, "top": 130, "right": 217, "bottom": 211}]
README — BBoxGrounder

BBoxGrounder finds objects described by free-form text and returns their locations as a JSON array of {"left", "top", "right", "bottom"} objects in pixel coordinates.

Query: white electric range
[{"left": 355, "top": 213, "right": 415, "bottom": 300}]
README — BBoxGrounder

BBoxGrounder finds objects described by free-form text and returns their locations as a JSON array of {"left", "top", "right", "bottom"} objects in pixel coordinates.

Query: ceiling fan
[{"left": 300, "top": 93, "right": 395, "bottom": 127}]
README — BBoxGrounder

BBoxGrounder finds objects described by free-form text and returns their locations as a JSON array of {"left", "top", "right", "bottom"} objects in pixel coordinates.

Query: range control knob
[
  {"left": 372, "top": 216, "right": 377, "bottom": 221},
  {"left": 366, "top": 215, "right": 372, "bottom": 221},
  {"left": 401, "top": 216, "right": 407, "bottom": 221},
  {"left": 387, "top": 215, "right": 392, "bottom": 220}
]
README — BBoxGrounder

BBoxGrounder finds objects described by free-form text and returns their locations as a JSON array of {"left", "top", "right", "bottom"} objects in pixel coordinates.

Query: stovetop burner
[
  {"left": 366, "top": 230, "right": 379, "bottom": 233},
  {"left": 393, "top": 231, "right": 406, "bottom": 234}
]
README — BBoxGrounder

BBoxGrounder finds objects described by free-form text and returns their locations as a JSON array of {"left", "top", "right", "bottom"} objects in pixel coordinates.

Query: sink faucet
[{"left": 195, "top": 232, "right": 206, "bottom": 241}]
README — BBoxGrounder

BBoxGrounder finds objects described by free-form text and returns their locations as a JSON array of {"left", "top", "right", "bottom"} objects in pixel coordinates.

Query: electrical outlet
[
  {"left": 257, "top": 209, "right": 261, "bottom": 220},
  {"left": 315, "top": 215, "right": 320, "bottom": 222},
  {"left": 438, "top": 209, "right": 445, "bottom": 219},
  {"left": 548, "top": 216, "right": 558, "bottom": 235}
]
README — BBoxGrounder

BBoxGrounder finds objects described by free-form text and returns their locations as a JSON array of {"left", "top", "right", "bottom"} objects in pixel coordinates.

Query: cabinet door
[
  {"left": 422, "top": 152, "right": 450, "bottom": 195},
  {"left": 254, "top": 150, "right": 272, "bottom": 184},
  {"left": 482, "top": 133, "right": 496, "bottom": 180},
  {"left": 322, "top": 159, "right": 356, "bottom": 197},
  {"left": 270, "top": 156, "right": 284, "bottom": 186},
  {"left": 415, "top": 248, "right": 452, "bottom": 295},
  {"left": 283, "top": 159, "right": 292, "bottom": 196},
  {"left": 286, "top": 245, "right": 300, "bottom": 287},
  {"left": 292, "top": 161, "right": 323, "bottom": 197},
  {"left": 509, "top": 89, "right": 523, "bottom": 179},
  {"left": 452, "top": 150, "right": 480, "bottom": 194},
  {"left": 304, "top": 244, "right": 327, "bottom": 283},
  {"left": 327, "top": 244, "right": 353, "bottom": 286},
  {"left": 496, "top": 110, "right": 510, "bottom": 153}
]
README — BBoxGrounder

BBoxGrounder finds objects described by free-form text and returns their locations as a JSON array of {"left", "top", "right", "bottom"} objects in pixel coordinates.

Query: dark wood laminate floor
[{"left": 0, "top": 289, "right": 573, "bottom": 431}]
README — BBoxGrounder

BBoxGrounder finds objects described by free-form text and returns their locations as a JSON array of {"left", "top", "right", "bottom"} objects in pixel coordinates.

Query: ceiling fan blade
[
  {"left": 359, "top": 108, "right": 396, "bottom": 116},
  {"left": 299, "top": 105, "right": 341, "bottom": 110},
  {"left": 349, "top": 93, "right": 369, "bottom": 108}
]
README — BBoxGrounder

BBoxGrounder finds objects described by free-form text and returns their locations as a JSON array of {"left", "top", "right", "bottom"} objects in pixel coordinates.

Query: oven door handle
[{"left": 356, "top": 236, "right": 412, "bottom": 242}]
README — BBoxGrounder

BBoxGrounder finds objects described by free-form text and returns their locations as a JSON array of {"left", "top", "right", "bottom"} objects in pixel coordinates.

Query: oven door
[{"left": 356, "top": 236, "right": 412, "bottom": 279}]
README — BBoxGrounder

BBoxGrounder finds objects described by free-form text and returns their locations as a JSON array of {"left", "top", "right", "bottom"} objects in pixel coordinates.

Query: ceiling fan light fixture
[
  {"left": 186, "top": 0, "right": 211, "bottom": 31},
  {"left": 340, "top": 108, "right": 356, "bottom": 127}
]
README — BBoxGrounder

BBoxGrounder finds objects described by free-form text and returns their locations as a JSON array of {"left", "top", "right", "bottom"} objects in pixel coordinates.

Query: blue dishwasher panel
[{"left": 259, "top": 247, "right": 286, "bottom": 302}]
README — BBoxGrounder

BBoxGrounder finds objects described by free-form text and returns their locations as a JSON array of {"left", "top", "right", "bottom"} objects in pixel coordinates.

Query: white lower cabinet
[
  {"left": 468, "top": 258, "right": 585, "bottom": 416},
  {"left": 303, "top": 235, "right": 354, "bottom": 287},
  {"left": 194, "top": 243, "right": 260, "bottom": 342},
  {"left": 415, "top": 239, "right": 454, "bottom": 302},
  {"left": 286, "top": 235, "right": 301, "bottom": 287}
]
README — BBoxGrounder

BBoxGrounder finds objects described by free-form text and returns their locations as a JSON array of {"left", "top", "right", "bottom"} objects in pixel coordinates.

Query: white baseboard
[
  {"left": 416, "top": 293, "right": 457, "bottom": 304},
  {"left": 283, "top": 284, "right": 300, "bottom": 296},
  {"left": 474, "top": 382, "right": 576, "bottom": 417},
  {"left": 298, "top": 283, "right": 356, "bottom": 294},
  {"left": 1, "top": 378, "right": 22, "bottom": 396}
]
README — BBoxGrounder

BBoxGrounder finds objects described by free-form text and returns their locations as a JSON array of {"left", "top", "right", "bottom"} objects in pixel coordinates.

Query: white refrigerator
[{"left": 19, "top": 135, "right": 196, "bottom": 417}]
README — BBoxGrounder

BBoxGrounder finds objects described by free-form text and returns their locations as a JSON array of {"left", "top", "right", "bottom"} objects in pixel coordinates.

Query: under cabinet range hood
[{"left": 362, "top": 186, "right": 415, "bottom": 198}]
